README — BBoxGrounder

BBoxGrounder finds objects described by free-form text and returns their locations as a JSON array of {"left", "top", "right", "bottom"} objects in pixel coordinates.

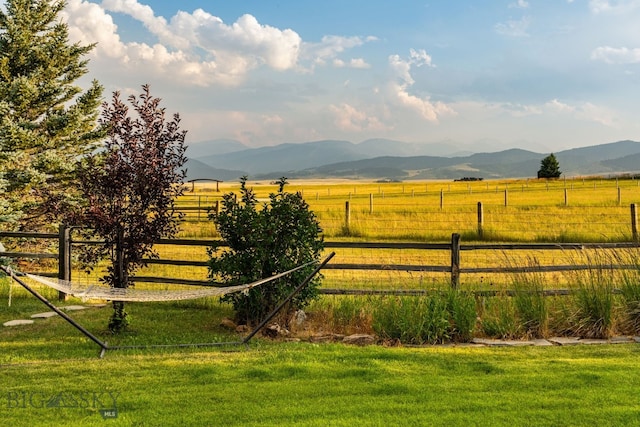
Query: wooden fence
[{"left": 2, "top": 228, "right": 640, "bottom": 298}]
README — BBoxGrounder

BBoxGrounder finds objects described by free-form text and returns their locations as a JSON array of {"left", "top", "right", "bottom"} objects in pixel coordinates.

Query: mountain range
[{"left": 184, "top": 138, "right": 640, "bottom": 182}]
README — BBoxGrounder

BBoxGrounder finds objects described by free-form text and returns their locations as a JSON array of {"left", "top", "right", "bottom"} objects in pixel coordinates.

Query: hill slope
[{"left": 188, "top": 139, "right": 640, "bottom": 180}]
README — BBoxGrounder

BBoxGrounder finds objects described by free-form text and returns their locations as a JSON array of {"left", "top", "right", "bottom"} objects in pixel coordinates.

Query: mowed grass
[{"left": 2, "top": 282, "right": 640, "bottom": 427}]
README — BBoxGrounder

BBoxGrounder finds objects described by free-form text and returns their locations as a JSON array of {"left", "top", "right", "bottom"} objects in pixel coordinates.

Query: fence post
[
  {"left": 564, "top": 188, "right": 568, "bottom": 207},
  {"left": 618, "top": 187, "right": 622, "bottom": 206},
  {"left": 369, "top": 193, "right": 374, "bottom": 214},
  {"left": 345, "top": 201, "right": 351, "bottom": 232},
  {"left": 632, "top": 203, "right": 638, "bottom": 241},
  {"left": 451, "top": 233, "right": 461, "bottom": 289},
  {"left": 477, "top": 202, "right": 484, "bottom": 239},
  {"left": 440, "top": 189, "right": 444, "bottom": 210},
  {"left": 58, "top": 225, "right": 71, "bottom": 301},
  {"left": 504, "top": 189, "right": 508, "bottom": 207}
]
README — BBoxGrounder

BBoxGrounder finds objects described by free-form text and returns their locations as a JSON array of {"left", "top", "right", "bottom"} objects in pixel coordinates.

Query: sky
[{"left": 6, "top": 0, "right": 640, "bottom": 152}]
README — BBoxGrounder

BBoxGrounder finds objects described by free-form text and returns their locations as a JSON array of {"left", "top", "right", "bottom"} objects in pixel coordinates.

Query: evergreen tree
[
  {"left": 537, "top": 153, "right": 561, "bottom": 179},
  {"left": 0, "top": 0, "right": 103, "bottom": 230}
]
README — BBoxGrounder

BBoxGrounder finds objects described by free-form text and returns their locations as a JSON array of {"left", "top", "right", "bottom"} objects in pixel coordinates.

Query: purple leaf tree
[{"left": 77, "top": 85, "right": 187, "bottom": 332}]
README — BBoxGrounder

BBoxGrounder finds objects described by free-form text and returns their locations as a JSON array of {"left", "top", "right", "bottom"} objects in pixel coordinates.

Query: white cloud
[
  {"left": 329, "top": 103, "right": 389, "bottom": 132},
  {"left": 60, "top": 0, "right": 305, "bottom": 86},
  {"left": 302, "top": 35, "right": 376, "bottom": 69},
  {"left": 509, "top": 0, "right": 530, "bottom": 9},
  {"left": 591, "top": 46, "right": 640, "bottom": 63},
  {"left": 589, "top": 0, "right": 640, "bottom": 13},
  {"left": 389, "top": 48, "right": 434, "bottom": 85},
  {"left": 333, "top": 58, "right": 371, "bottom": 69},
  {"left": 387, "top": 50, "right": 454, "bottom": 122},
  {"left": 61, "top": 0, "right": 126, "bottom": 58},
  {"left": 59, "top": 0, "right": 378, "bottom": 87},
  {"left": 502, "top": 103, "right": 543, "bottom": 117},
  {"left": 509, "top": 99, "right": 617, "bottom": 126},
  {"left": 545, "top": 99, "right": 576, "bottom": 113},
  {"left": 494, "top": 16, "right": 531, "bottom": 37}
]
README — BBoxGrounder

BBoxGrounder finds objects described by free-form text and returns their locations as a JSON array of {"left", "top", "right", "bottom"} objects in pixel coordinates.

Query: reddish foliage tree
[{"left": 76, "top": 85, "right": 187, "bottom": 332}]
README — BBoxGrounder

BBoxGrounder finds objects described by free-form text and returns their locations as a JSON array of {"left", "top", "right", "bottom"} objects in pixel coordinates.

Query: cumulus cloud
[
  {"left": 494, "top": 16, "right": 531, "bottom": 37},
  {"left": 329, "top": 103, "right": 389, "bottom": 132},
  {"left": 60, "top": 0, "right": 121, "bottom": 58},
  {"left": 591, "top": 46, "right": 640, "bottom": 63},
  {"left": 58, "top": 0, "right": 378, "bottom": 86},
  {"left": 387, "top": 50, "right": 454, "bottom": 122},
  {"left": 333, "top": 58, "right": 371, "bottom": 69},
  {"left": 302, "top": 35, "right": 377, "bottom": 69}
]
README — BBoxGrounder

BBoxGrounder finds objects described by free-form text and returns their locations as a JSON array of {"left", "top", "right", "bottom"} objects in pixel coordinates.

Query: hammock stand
[{"left": 0, "top": 252, "right": 334, "bottom": 358}]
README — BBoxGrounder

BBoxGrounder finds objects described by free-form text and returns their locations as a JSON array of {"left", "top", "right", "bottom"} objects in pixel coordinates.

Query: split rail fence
[{"left": 2, "top": 228, "right": 640, "bottom": 298}]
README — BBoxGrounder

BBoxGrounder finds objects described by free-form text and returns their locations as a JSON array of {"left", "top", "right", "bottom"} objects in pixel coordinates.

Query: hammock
[
  {"left": 24, "top": 262, "right": 313, "bottom": 302},
  {"left": 1, "top": 253, "right": 335, "bottom": 357}
]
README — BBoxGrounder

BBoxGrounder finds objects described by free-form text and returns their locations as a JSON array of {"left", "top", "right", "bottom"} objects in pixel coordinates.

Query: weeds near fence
[
  {"left": 479, "top": 296, "right": 520, "bottom": 339},
  {"left": 613, "top": 248, "right": 640, "bottom": 334},
  {"left": 371, "top": 290, "right": 477, "bottom": 345},
  {"left": 505, "top": 255, "right": 549, "bottom": 338}
]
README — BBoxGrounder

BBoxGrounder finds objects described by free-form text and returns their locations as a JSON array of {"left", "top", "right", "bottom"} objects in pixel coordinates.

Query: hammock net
[{"left": 25, "top": 264, "right": 309, "bottom": 302}]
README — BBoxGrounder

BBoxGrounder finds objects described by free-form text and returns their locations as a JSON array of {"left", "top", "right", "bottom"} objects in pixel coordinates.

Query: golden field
[{"left": 73, "top": 176, "right": 638, "bottom": 293}]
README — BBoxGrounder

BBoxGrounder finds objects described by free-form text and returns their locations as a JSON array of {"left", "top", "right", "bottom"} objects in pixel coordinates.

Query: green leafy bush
[{"left": 208, "top": 177, "right": 324, "bottom": 325}]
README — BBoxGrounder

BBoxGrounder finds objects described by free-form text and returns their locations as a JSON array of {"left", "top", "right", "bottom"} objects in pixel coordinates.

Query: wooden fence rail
[{"left": 2, "top": 229, "right": 640, "bottom": 297}]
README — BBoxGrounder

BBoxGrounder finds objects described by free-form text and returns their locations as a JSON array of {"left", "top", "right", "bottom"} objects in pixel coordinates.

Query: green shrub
[{"left": 208, "top": 177, "right": 324, "bottom": 325}]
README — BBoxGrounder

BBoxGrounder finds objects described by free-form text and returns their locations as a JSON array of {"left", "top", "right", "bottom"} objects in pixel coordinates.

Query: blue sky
[{"left": 14, "top": 1, "right": 640, "bottom": 152}]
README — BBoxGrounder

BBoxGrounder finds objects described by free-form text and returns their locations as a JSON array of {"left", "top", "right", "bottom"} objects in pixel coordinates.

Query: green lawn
[
  {"left": 1, "top": 342, "right": 640, "bottom": 426},
  {"left": 2, "top": 283, "right": 640, "bottom": 426}
]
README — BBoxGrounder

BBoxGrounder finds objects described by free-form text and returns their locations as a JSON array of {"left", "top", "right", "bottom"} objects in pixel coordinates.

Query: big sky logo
[{"left": 6, "top": 390, "right": 120, "bottom": 419}]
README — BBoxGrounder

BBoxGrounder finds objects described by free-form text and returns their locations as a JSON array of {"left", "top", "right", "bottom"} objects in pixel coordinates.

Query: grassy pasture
[
  {"left": 39, "top": 176, "right": 639, "bottom": 295},
  {"left": 178, "top": 177, "right": 640, "bottom": 241}
]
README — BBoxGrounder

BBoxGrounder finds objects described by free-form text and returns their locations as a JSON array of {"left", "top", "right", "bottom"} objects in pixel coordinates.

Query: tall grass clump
[
  {"left": 308, "top": 296, "right": 373, "bottom": 334},
  {"left": 372, "top": 291, "right": 477, "bottom": 344},
  {"left": 478, "top": 296, "right": 520, "bottom": 339},
  {"left": 505, "top": 255, "right": 549, "bottom": 338},
  {"left": 372, "top": 295, "right": 450, "bottom": 344},
  {"left": 446, "top": 290, "right": 477, "bottom": 342},
  {"left": 567, "top": 249, "right": 615, "bottom": 338},
  {"left": 613, "top": 248, "right": 640, "bottom": 334}
]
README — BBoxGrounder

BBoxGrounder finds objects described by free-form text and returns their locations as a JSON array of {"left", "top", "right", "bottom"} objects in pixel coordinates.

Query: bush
[{"left": 208, "top": 177, "right": 324, "bottom": 326}]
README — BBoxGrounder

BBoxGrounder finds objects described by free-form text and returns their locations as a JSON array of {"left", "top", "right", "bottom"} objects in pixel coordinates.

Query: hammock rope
[{"left": 24, "top": 261, "right": 314, "bottom": 302}]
